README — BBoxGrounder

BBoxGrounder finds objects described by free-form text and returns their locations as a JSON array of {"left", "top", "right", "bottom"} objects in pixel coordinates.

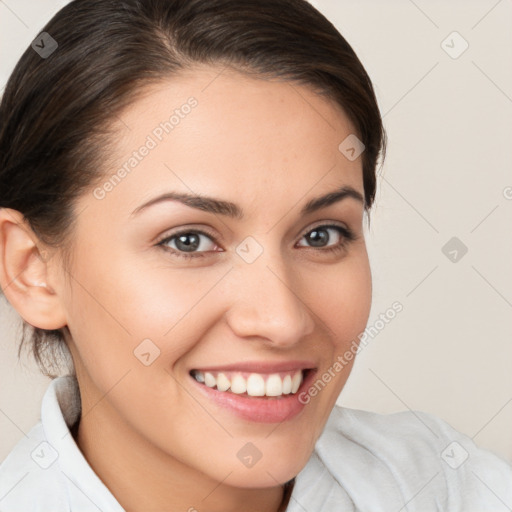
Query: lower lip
[{"left": 190, "top": 370, "right": 317, "bottom": 423}]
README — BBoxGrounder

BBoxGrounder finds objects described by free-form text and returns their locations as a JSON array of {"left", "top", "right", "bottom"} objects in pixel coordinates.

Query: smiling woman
[{"left": 0, "top": 0, "right": 510, "bottom": 511}]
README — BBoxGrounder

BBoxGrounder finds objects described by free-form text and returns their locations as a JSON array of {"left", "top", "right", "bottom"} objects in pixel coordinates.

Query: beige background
[{"left": 1, "top": 0, "right": 511, "bottom": 464}]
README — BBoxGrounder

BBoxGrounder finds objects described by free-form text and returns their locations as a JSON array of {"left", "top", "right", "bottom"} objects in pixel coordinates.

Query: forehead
[{"left": 83, "top": 65, "right": 364, "bottom": 221}]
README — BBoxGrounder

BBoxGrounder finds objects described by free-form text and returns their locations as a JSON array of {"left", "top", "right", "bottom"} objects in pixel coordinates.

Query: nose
[{"left": 224, "top": 253, "right": 316, "bottom": 348}]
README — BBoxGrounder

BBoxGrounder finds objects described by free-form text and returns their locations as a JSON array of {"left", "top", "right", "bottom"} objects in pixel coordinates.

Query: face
[{"left": 55, "top": 65, "right": 372, "bottom": 488}]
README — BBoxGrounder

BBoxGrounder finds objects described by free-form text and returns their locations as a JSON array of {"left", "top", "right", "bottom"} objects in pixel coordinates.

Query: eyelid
[
  {"left": 155, "top": 225, "right": 221, "bottom": 246},
  {"left": 301, "top": 219, "right": 352, "bottom": 235},
  {"left": 155, "top": 219, "right": 356, "bottom": 256},
  {"left": 156, "top": 219, "right": 353, "bottom": 243}
]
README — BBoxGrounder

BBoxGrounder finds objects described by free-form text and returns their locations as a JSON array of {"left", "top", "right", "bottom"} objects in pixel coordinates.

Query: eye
[
  {"left": 296, "top": 223, "right": 356, "bottom": 253},
  {"left": 156, "top": 223, "right": 357, "bottom": 260},
  {"left": 156, "top": 229, "right": 219, "bottom": 260}
]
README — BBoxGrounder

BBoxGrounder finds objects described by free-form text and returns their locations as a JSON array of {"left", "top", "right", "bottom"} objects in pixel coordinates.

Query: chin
[
  {"left": 223, "top": 468, "right": 299, "bottom": 489},
  {"left": 211, "top": 447, "right": 312, "bottom": 489}
]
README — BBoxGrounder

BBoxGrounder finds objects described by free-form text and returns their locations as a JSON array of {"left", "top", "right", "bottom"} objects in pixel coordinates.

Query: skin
[{"left": 0, "top": 65, "right": 372, "bottom": 511}]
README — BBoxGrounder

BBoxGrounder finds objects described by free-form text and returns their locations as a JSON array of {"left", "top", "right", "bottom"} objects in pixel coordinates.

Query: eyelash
[{"left": 155, "top": 223, "right": 357, "bottom": 260}]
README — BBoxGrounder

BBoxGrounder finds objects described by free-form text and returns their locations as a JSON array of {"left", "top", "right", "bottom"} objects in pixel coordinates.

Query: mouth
[
  {"left": 188, "top": 365, "right": 317, "bottom": 423},
  {"left": 190, "top": 368, "right": 312, "bottom": 398}
]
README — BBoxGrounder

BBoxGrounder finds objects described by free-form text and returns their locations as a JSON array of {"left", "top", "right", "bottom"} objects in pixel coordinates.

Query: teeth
[
  {"left": 282, "top": 375, "right": 292, "bottom": 394},
  {"left": 265, "top": 374, "right": 283, "bottom": 396},
  {"left": 230, "top": 374, "right": 247, "bottom": 394},
  {"left": 192, "top": 369, "right": 305, "bottom": 397},
  {"left": 247, "top": 374, "right": 265, "bottom": 396},
  {"left": 216, "top": 373, "right": 231, "bottom": 392},
  {"left": 291, "top": 371, "right": 302, "bottom": 393},
  {"left": 204, "top": 372, "right": 216, "bottom": 388}
]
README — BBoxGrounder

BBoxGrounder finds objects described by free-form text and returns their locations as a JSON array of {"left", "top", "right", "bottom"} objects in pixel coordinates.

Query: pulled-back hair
[{"left": 0, "top": 0, "right": 386, "bottom": 376}]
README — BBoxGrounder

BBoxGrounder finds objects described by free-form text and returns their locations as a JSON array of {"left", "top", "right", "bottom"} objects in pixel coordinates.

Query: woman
[{"left": 0, "top": 0, "right": 510, "bottom": 510}]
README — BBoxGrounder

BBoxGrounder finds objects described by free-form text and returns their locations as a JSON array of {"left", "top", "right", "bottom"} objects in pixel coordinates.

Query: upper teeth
[{"left": 192, "top": 370, "right": 304, "bottom": 397}]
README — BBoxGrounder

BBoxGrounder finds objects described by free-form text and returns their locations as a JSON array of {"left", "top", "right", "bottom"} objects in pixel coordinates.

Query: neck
[{"left": 75, "top": 392, "right": 288, "bottom": 512}]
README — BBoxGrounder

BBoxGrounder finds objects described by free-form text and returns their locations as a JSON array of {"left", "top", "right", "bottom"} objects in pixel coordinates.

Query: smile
[
  {"left": 188, "top": 362, "right": 317, "bottom": 423},
  {"left": 190, "top": 369, "right": 305, "bottom": 397}
]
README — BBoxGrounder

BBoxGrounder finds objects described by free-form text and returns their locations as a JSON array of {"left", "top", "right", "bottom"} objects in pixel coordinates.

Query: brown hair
[{"left": 0, "top": 0, "right": 386, "bottom": 377}]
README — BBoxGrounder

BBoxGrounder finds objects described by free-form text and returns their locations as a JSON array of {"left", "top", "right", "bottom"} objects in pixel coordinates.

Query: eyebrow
[{"left": 130, "top": 185, "right": 364, "bottom": 219}]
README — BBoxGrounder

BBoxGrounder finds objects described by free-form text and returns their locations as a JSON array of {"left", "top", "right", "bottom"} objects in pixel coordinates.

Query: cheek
[
  {"left": 59, "top": 247, "right": 373, "bottom": 488},
  {"left": 67, "top": 249, "right": 217, "bottom": 347},
  {"left": 65, "top": 241, "right": 372, "bottom": 396},
  {"left": 62, "top": 251, "right": 242, "bottom": 433},
  {"left": 310, "top": 250, "right": 372, "bottom": 346},
  {"left": 301, "top": 251, "right": 372, "bottom": 403}
]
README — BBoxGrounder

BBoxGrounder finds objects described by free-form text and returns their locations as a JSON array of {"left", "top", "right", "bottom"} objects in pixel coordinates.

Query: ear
[{"left": 0, "top": 208, "right": 67, "bottom": 330}]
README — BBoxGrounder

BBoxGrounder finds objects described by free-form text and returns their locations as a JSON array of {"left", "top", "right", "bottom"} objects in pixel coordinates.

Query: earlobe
[{"left": 0, "top": 208, "right": 67, "bottom": 330}]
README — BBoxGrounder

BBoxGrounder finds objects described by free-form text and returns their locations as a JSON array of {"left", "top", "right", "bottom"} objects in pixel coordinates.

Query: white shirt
[{"left": 0, "top": 375, "right": 511, "bottom": 511}]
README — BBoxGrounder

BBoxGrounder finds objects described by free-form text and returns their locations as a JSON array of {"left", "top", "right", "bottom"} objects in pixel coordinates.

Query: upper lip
[{"left": 190, "top": 360, "right": 317, "bottom": 374}]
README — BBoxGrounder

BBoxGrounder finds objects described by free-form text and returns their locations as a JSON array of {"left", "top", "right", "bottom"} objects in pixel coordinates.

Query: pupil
[
  {"left": 177, "top": 233, "right": 199, "bottom": 252},
  {"left": 308, "top": 229, "right": 327, "bottom": 247}
]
